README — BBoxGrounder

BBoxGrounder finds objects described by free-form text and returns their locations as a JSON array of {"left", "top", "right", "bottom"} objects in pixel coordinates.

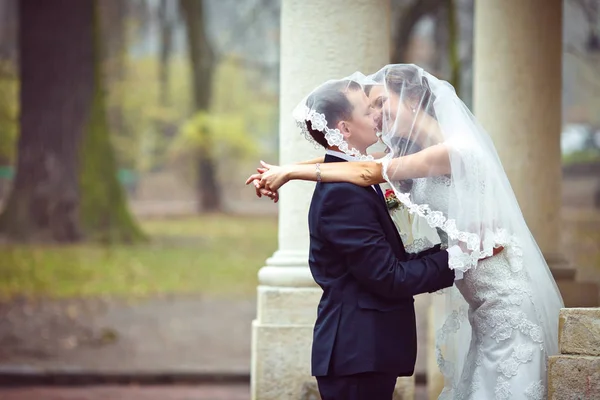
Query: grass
[{"left": 0, "top": 214, "right": 278, "bottom": 300}]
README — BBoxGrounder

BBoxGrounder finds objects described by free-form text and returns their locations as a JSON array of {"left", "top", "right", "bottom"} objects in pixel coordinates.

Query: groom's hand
[{"left": 246, "top": 168, "right": 279, "bottom": 202}]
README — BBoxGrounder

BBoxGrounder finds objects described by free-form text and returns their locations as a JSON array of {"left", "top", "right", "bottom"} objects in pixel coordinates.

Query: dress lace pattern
[{"left": 391, "top": 176, "right": 550, "bottom": 400}]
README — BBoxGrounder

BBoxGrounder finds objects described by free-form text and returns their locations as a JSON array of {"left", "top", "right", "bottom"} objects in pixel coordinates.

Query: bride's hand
[
  {"left": 256, "top": 161, "right": 292, "bottom": 193},
  {"left": 245, "top": 163, "right": 281, "bottom": 202}
]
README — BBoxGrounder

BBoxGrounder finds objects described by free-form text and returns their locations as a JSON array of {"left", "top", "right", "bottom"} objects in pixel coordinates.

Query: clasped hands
[{"left": 245, "top": 161, "right": 287, "bottom": 203}]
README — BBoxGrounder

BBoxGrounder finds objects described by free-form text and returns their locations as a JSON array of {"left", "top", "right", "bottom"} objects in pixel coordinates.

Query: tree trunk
[
  {"left": 432, "top": 2, "right": 449, "bottom": 77},
  {"left": 179, "top": 0, "right": 220, "bottom": 212},
  {"left": 0, "top": 0, "right": 143, "bottom": 243},
  {"left": 447, "top": 0, "right": 461, "bottom": 95},
  {"left": 79, "top": 0, "right": 144, "bottom": 243},
  {"left": 158, "top": 0, "right": 174, "bottom": 109},
  {"left": 392, "top": 0, "right": 445, "bottom": 63},
  {"left": 0, "top": 0, "right": 94, "bottom": 242},
  {"left": 0, "top": 0, "right": 17, "bottom": 61},
  {"left": 154, "top": 0, "right": 177, "bottom": 162},
  {"left": 100, "top": 0, "right": 128, "bottom": 154}
]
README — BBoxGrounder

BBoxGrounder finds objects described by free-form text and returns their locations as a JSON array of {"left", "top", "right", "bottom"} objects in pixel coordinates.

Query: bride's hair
[
  {"left": 376, "top": 66, "right": 437, "bottom": 190},
  {"left": 305, "top": 80, "right": 362, "bottom": 148},
  {"left": 371, "top": 66, "right": 437, "bottom": 119}
]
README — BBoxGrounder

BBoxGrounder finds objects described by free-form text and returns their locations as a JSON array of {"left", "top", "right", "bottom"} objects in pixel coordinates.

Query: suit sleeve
[{"left": 320, "top": 185, "right": 454, "bottom": 299}]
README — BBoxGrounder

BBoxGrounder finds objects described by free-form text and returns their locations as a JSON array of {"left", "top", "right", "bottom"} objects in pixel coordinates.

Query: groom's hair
[{"left": 305, "top": 80, "right": 362, "bottom": 148}]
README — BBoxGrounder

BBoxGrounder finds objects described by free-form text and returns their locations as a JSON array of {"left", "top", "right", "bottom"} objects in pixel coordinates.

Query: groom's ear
[{"left": 337, "top": 120, "right": 352, "bottom": 138}]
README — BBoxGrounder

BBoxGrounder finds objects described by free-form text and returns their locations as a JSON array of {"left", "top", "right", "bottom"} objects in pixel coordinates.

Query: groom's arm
[
  {"left": 320, "top": 185, "right": 454, "bottom": 299},
  {"left": 405, "top": 244, "right": 442, "bottom": 260}
]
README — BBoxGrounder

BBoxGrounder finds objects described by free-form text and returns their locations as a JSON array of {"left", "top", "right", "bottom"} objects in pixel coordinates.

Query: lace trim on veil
[
  {"left": 379, "top": 155, "right": 523, "bottom": 275},
  {"left": 294, "top": 104, "right": 375, "bottom": 161}
]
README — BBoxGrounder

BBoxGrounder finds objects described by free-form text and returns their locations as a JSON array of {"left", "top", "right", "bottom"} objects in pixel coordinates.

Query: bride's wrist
[{"left": 282, "top": 164, "right": 297, "bottom": 182}]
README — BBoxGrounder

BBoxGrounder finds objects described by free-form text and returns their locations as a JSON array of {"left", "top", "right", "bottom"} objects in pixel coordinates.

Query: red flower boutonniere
[{"left": 385, "top": 188, "right": 401, "bottom": 211}]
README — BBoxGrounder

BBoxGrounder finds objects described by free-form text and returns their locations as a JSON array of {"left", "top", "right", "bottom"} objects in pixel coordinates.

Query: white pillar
[
  {"left": 473, "top": 0, "right": 563, "bottom": 260},
  {"left": 428, "top": 1, "right": 565, "bottom": 398},
  {"left": 251, "top": 1, "right": 393, "bottom": 399},
  {"left": 472, "top": 1, "right": 600, "bottom": 307}
]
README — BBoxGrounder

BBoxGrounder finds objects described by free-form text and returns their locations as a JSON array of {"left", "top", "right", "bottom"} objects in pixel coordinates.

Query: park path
[
  {"left": 0, "top": 384, "right": 251, "bottom": 400},
  {"left": 0, "top": 384, "right": 430, "bottom": 399},
  {"left": 0, "top": 294, "right": 430, "bottom": 376},
  {"left": 0, "top": 296, "right": 254, "bottom": 374}
]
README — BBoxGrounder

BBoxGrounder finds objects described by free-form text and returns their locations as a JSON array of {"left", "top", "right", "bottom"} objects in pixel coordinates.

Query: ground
[
  {"left": 0, "top": 384, "right": 252, "bottom": 400},
  {"left": 0, "top": 296, "right": 254, "bottom": 374},
  {"left": 0, "top": 384, "right": 430, "bottom": 400},
  {"left": 0, "top": 194, "right": 597, "bottom": 400}
]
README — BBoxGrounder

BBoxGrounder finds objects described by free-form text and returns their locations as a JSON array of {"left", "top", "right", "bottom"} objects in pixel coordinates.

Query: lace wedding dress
[{"left": 388, "top": 176, "right": 549, "bottom": 400}]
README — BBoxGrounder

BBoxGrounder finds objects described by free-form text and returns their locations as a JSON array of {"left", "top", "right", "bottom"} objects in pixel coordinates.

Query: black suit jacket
[{"left": 308, "top": 154, "right": 455, "bottom": 377}]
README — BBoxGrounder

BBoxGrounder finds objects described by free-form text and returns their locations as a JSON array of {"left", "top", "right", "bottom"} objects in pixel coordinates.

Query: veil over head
[
  {"left": 362, "top": 64, "right": 563, "bottom": 397},
  {"left": 293, "top": 72, "right": 379, "bottom": 161}
]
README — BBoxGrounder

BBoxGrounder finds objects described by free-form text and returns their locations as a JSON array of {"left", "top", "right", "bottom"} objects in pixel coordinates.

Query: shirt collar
[{"left": 325, "top": 149, "right": 359, "bottom": 162}]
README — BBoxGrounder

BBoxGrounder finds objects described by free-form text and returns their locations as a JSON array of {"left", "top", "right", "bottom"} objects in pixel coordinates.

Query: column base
[
  {"left": 546, "top": 253, "right": 599, "bottom": 307},
  {"left": 251, "top": 283, "right": 417, "bottom": 399},
  {"left": 252, "top": 320, "right": 316, "bottom": 400},
  {"left": 251, "top": 285, "right": 321, "bottom": 400}
]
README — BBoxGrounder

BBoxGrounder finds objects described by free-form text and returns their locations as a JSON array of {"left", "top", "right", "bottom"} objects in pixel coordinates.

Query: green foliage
[
  {"left": 105, "top": 56, "right": 194, "bottom": 171},
  {"left": 170, "top": 56, "right": 277, "bottom": 178},
  {"left": 171, "top": 111, "right": 259, "bottom": 162},
  {"left": 562, "top": 148, "right": 600, "bottom": 165},
  {"left": 0, "top": 61, "right": 18, "bottom": 163}
]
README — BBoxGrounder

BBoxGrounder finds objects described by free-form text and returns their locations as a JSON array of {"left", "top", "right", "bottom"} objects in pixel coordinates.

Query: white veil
[
  {"left": 292, "top": 72, "right": 378, "bottom": 161},
  {"left": 361, "top": 64, "right": 564, "bottom": 397}
]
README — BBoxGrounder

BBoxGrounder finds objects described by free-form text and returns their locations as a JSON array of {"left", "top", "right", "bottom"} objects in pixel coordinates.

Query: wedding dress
[{"left": 391, "top": 176, "right": 548, "bottom": 400}]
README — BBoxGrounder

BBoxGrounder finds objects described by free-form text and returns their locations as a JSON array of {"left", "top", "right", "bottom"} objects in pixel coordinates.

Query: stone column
[
  {"left": 472, "top": 0, "right": 598, "bottom": 305},
  {"left": 473, "top": 0, "right": 563, "bottom": 264},
  {"left": 428, "top": 1, "right": 592, "bottom": 397},
  {"left": 251, "top": 1, "right": 393, "bottom": 399}
]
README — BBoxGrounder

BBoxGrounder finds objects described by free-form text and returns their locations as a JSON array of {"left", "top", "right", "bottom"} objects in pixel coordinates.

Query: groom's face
[{"left": 339, "top": 89, "right": 379, "bottom": 152}]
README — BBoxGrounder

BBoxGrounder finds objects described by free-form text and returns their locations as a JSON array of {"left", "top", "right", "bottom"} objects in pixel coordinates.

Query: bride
[{"left": 247, "top": 64, "right": 564, "bottom": 399}]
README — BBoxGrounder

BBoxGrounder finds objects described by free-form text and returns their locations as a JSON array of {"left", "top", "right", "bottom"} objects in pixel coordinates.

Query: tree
[
  {"left": 179, "top": 0, "right": 220, "bottom": 212},
  {"left": 0, "top": 0, "right": 94, "bottom": 241},
  {"left": 158, "top": 0, "right": 177, "bottom": 112},
  {"left": 0, "top": 0, "right": 143, "bottom": 243},
  {"left": 79, "top": 0, "right": 145, "bottom": 243},
  {"left": 170, "top": 57, "right": 273, "bottom": 179}
]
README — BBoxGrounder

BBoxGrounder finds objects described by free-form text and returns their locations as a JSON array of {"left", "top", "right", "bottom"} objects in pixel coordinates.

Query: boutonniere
[{"left": 385, "top": 188, "right": 401, "bottom": 211}]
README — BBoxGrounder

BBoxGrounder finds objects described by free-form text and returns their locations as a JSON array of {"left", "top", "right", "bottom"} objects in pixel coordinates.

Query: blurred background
[{"left": 0, "top": 0, "right": 598, "bottom": 399}]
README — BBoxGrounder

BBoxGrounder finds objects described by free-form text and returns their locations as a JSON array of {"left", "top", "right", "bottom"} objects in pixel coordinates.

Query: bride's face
[{"left": 367, "top": 86, "right": 413, "bottom": 139}]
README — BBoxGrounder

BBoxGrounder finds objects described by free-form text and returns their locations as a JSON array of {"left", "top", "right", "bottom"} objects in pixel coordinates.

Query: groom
[{"left": 304, "top": 80, "right": 456, "bottom": 400}]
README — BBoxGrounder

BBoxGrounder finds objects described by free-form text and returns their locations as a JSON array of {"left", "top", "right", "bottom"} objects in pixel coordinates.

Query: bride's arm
[
  {"left": 312, "top": 144, "right": 451, "bottom": 185},
  {"left": 248, "top": 145, "right": 451, "bottom": 191},
  {"left": 384, "top": 144, "right": 451, "bottom": 181}
]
